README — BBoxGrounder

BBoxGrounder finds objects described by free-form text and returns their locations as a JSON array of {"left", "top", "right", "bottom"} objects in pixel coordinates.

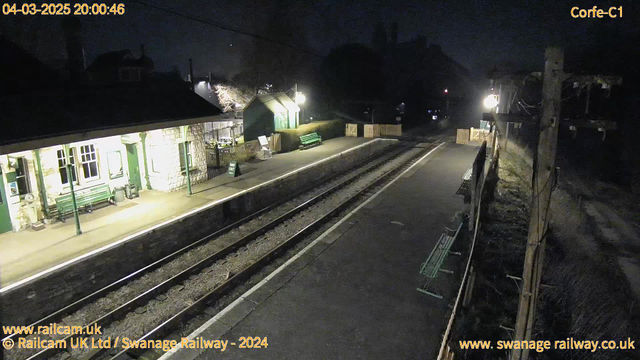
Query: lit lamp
[
  {"left": 295, "top": 91, "right": 306, "bottom": 126},
  {"left": 483, "top": 94, "right": 499, "bottom": 109}
]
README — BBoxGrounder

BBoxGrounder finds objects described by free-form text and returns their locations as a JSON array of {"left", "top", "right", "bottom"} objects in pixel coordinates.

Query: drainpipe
[
  {"left": 139, "top": 132, "right": 152, "bottom": 190},
  {"left": 181, "top": 125, "right": 192, "bottom": 196},
  {"left": 64, "top": 144, "right": 82, "bottom": 235},
  {"left": 184, "top": 140, "right": 192, "bottom": 196},
  {"left": 34, "top": 149, "right": 49, "bottom": 218}
]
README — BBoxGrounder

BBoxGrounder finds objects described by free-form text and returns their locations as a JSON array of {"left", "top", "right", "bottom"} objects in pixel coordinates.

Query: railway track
[{"left": 5, "top": 138, "right": 441, "bottom": 360}]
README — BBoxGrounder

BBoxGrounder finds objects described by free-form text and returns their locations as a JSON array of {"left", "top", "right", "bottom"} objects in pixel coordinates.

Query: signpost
[{"left": 228, "top": 161, "right": 241, "bottom": 177}]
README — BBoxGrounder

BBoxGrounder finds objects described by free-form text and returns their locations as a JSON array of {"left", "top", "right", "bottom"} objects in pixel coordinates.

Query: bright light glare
[
  {"left": 295, "top": 92, "right": 306, "bottom": 104},
  {"left": 483, "top": 94, "right": 499, "bottom": 109}
]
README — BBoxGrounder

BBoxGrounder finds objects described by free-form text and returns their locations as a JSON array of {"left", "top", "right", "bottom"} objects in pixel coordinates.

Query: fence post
[
  {"left": 511, "top": 47, "right": 564, "bottom": 360},
  {"left": 463, "top": 266, "right": 476, "bottom": 307},
  {"left": 215, "top": 143, "right": 220, "bottom": 168}
]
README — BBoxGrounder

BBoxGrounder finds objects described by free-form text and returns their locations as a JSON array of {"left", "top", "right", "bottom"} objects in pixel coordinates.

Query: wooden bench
[
  {"left": 456, "top": 167, "right": 473, "bottom": 198},
  {"left": 56, "top": 183, "right": 115, "bottom": 222},
  {"left": 417, "top": 223, "right": 463, "bottom": 299},
  {"left": 299, "top": 132, "right": 322, "bottom": 149}
]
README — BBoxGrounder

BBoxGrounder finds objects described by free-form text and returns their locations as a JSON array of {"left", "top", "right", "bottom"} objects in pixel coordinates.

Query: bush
[{"left": 277, "top": 119, "right": 345, "bottom": 152}]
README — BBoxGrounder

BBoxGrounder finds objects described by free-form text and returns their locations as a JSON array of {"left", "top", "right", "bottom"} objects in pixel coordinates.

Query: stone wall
[
  {"left": 146, "top": 124, "right": 207, "bottom": 191},
  {"left": 1, "top": 139, "right": 393, "bottom": 325},
  {"left": 1, "top": 124, "right": 208, "bottom": 232}
]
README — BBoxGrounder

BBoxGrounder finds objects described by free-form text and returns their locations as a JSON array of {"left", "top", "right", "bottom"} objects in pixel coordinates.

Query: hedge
[{"left": 277, "top": 119, "right": 345, "bottom": 152}]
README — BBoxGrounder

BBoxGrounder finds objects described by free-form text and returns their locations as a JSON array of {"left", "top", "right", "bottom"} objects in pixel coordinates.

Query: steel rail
[
  {"left": 23, "top": 141, "right": 420, "bottom": 360},
  {"left": 3, "top": 140, "right": 404, "bottom": 346},
  {"left": 109, "top": 141, "right": 437, "bottom": 360}
]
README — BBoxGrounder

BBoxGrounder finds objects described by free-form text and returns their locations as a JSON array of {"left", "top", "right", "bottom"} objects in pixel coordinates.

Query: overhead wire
[{"left": 129, "top": 1, "right": 325, "bottom": 59}]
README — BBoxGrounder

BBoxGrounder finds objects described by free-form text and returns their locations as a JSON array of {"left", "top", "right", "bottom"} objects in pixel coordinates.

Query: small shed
[{"left": 243, "top": 93, "right": 300, "bottom": 141}]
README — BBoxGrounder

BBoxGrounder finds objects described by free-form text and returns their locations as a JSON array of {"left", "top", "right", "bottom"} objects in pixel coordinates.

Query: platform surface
[
  {"left": 169, "top": 143, "right": 478, "bottom": 360},
  {"left": 0, "top": 137, "right": 383, "bottom": 288}
]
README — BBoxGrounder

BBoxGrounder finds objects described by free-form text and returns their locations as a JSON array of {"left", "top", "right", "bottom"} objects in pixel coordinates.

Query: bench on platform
[
  {"left": 417, "top": 222, "right": 463, "bottom": 299},
  {"left": 55, "top": 183, "right": 115, "bottom": 222},
  {"left": 299, "top": 132, "right": 322, "bottom": 149},
  {"left": 456, "top": 167, "right": 473, "bottom": 198}
]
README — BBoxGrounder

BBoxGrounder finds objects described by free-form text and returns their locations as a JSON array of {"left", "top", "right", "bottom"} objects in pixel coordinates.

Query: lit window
[
  {"left": 178, "top": 142, "right": 192, "bottom": 172},
  {"left": 107, "top": 151, "right": 123, "bottom": 179},
  {"left": 80, "top": 144, "right": 100, "bottom": 180},
  {"left": 15, "top": 157, "right": 31, "bottom": 195},
  {"left": 57, "top": 148, "right": 78, "bottom": 185},
  {"left": 148, "top": 145, "right": 162, "bottom": 173}
]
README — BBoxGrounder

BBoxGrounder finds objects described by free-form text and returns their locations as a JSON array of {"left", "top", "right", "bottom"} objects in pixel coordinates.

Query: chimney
[
  {"left": 62, "top": 17, "right": 86, "bottom": 84},
  {"left": 188, "top": 58, "right": 194, "bottom": 92},
  {"left": 140, "top": 44, "right": 145, "bottom": 59}
]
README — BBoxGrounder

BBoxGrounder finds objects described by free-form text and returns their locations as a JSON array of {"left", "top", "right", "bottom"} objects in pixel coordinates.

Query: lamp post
[
  {"left": 444, "top": 88, "right": 449, "bottom": 115},
  {"left": 64, "top": 144, "right": 82, "bottom": 235},
  {"left": 483, "top": 94, "right": 500, "bottom": 156}
]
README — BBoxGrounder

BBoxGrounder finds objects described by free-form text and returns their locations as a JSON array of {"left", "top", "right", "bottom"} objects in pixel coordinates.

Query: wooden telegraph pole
[{"left": 511, "top": 47, "right": 564, "bottom": 360}]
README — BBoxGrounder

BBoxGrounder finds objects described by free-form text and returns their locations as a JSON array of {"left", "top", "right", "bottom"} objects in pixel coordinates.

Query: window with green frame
[{"left": 178, "top": 142, "right": 192, "bottom": 171}]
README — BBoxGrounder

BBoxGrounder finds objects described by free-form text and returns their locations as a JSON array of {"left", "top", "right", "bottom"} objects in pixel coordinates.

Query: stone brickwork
[{"left": 146, "top": 124, "right": 207, "bottom": 192}]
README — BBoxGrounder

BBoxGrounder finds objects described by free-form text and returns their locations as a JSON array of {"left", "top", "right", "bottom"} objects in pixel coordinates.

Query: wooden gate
[{"left": 345, "top": 123, "right": 358, "bottom": 137}]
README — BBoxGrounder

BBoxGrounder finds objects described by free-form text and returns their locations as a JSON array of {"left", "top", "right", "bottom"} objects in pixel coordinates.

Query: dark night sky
[{"left": 1, "top": 0, "right": 638, "bottom": 78}]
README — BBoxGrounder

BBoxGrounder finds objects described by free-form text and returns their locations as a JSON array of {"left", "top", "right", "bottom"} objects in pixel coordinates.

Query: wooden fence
[
  {"left": 364, "top": 124, "right": 381, "bottom": 138},
  {"left": 456, "top": 129, "right": 470, "bottom": 144},
  {"left": 363, "top": 124, "right": 402, "bottom": 138},
  {"left": 380, "top": 124, "right": 402, "bottom": 136},
  {"left": 438, "top": 132, "right": 501, "bottom": 360}
]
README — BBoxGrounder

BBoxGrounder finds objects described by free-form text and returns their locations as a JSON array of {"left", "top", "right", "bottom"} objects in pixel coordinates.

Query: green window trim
[{"left": 178, "top": 142, "right": 194, "bottom": 172}]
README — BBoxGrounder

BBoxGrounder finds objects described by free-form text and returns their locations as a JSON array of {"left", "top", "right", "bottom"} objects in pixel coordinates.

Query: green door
[
  {"left": 125, "top": 144, "right": 142, "bottom": 190},
  {"left": 0, "top": 168, "right": 13, "bottom": 233}
]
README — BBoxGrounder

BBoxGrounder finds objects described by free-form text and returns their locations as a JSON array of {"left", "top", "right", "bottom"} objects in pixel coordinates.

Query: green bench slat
[
  {"left": 300, "top": 132, "right": 322, "bottom": 145},
  {"left": 420, "top": 234, "right": 455, "bottom": 278},
  {"left": 417, "top": 223, "right": 463, "bottom": 298},
  {"left": 55, "top": 184, "right": 114, "bottom": 220}
]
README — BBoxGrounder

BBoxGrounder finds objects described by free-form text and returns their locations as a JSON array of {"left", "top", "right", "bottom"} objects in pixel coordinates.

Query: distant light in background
[
  {"left": 483, "top": 94, "right": 499, "bottom": 109},
  {"left": 444, "top": 88, "right": 448, "bottom": 94}
]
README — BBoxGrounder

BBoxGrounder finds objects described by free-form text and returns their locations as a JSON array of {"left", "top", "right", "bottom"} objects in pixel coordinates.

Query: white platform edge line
[
  {"left": 159, "top": 141, "right": 446, "bottom": 359},
  {"left": 1, "top": 138, "right": 395, "bottom": 293}
]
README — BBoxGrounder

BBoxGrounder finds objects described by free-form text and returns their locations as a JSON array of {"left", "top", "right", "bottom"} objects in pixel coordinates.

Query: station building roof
[
  {"left": 0, "top": 87, "right": 222, "bottom": 154},
  {"left": 245, "top": 93, "right": 299, "bottom": 114}
]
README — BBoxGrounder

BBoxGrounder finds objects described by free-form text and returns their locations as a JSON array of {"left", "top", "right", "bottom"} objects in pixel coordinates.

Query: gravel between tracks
[{"left": 8, "top": 142, "right": 428, "bottom": 360}]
